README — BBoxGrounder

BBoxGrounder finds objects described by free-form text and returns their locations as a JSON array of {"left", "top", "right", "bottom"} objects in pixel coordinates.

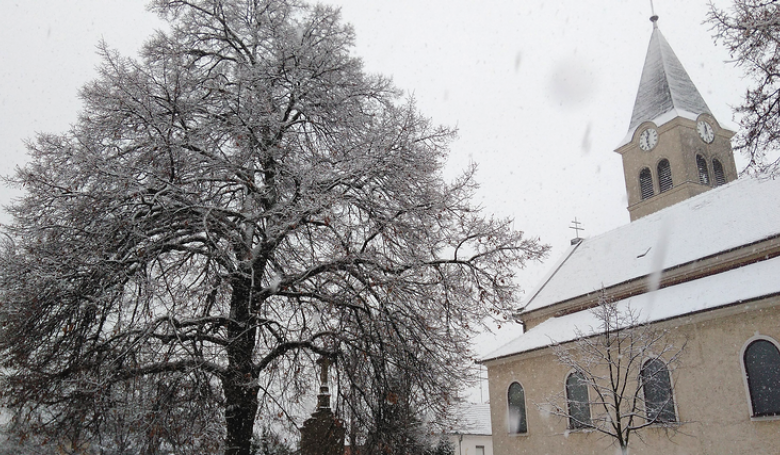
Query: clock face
[
  {"left": 639, "top": 128, "right": 658, "bottom": 151},
  {"left": 697, "top": 120, "right": 715, "bottom": 143}
]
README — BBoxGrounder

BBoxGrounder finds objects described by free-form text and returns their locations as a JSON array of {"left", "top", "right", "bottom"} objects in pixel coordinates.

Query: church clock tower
[{"left": 615, "top": 15, "right": 738, "bottom": 221}]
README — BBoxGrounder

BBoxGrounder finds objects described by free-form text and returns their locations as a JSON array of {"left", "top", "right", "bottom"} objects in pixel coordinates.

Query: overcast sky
[{"left": 0, "top": 0, "right": 748, "bottom": 362}]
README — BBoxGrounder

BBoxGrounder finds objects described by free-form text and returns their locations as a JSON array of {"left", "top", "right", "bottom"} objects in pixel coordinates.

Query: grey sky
[{"left": 0, "top": 0, "right": 746, "bottom": 352}]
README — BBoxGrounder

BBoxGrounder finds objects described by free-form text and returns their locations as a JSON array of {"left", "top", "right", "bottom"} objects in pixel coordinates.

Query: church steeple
[
  {"left": 615, "top": 16, "right": 738, "bottom": 222},
  {"left": 628, "top": 19, "right": 712, "bottom": 134}
]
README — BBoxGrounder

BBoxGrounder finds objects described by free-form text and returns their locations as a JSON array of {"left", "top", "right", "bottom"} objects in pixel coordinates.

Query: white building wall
[{"left": 447, "top": 434, "right": 493, "bottom": 455}]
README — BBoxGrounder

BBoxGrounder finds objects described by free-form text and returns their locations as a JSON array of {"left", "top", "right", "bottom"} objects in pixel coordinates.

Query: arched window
[
  {"left": 657, "top": 159, "right": 673, "bottom": 193},
  {"left": 743, "top": 338, "right": 780, "bottom": 417},
  {"left": 713, "top": 159, "right": 726, "bottom": 186},
  {"left": 641, "top": 359, "right": 676, "bottom": 423},
  {"left": 507, "top": 382, "right": 528, "bottom": 434},
  {"left": 696, "top": 155, "right": 710, "bottom": 185},
  {"left": 566, "top": 372, "right": 591, "bottom": 429},
  {"left": 639, "top": 168, "right": 654, "bottom": 200}
]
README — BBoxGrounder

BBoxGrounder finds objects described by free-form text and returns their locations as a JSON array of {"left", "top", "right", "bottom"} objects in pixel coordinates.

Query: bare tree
[
  {"left": 333, "top": 321, "right": 460, "bottom": 455},
  {"left": 709, "top": 0, "right": 780, "bottom": 174},
  {"left": 540, "top": 298, "right": 685, "bottom": 455},
  {"left": 0, "top": 1, "right": 547, "bottom": 454},
  {"left": 337, "top": 370, "right": 429, "bottom": 455}
]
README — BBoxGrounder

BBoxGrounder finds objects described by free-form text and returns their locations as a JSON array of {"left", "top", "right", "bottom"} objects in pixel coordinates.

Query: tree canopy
[
  {"left": 709, "top": 0, "right": 780, "bottom": 174},
  {"left": 0, "top": 1, "right": 547, "bottom": 454}
]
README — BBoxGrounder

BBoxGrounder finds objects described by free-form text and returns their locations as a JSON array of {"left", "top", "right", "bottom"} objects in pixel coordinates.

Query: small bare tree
[{"left": 540, "top": 297, "right": 686, "bottom": 455}]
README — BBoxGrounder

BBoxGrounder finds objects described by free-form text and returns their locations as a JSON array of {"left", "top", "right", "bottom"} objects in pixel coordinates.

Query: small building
[
  {"left": 445, "top": 403, "right": 493, "bottom": 455},
  {"left": 482, "top": 15, "right": 780, "bottom": 455}
]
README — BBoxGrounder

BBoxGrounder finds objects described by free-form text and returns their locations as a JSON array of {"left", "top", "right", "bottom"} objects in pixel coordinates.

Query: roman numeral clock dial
[
  {"left": 697, "top": 120, "right": 715, "bottom": 143},
  {"left": 639, "top": 127, "right": 658, "bottom": 151}
]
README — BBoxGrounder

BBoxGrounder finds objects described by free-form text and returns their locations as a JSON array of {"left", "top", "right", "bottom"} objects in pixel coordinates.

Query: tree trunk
[
  {"left": 224, "top": 377, "right": 259, "bottom": 455},
  {"left": 224, "top": 278, "right": 260, "bottom": 455}
]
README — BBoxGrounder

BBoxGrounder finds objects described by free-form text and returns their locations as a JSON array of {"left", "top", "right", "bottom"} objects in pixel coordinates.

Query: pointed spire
[{"left": 627, "top": 18, "right": 711, "bottom": 133}]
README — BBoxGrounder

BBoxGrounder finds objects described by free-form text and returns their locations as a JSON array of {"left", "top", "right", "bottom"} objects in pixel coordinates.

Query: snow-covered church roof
[
  {"left": 520, "top": 177, "right": 780, "bottom": 314},
  {"left": 483, "top": 177, "right": 780, "bottom": 362},
  {"left": 483, "top": 253, "right": 780, "bottom": 362},
  {"left": 619, "top": 19, "right": 714, "bottom": 146}
]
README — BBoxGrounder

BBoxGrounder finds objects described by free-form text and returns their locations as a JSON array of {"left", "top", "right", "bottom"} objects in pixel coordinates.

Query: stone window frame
[
  {"left": 564, "top": 370, "right": 593, "bottom": 430},
  {"left": 507, "top": 381, "right": 528, "bottom": 435},
  {"left": 639, "top": 167, "right": 654, "bottom": 200},
  {"left": 657, "top": 159, "right": 673, "bottom": 193},
  {"left": 740, "top": 334, "right": 780, "bottom": 421},
  {"left": 696, "top": 154, "right": 710, "bottom": 185},
  {"left": 712, "top": 159, "right": 726, "bottom": 186},
  {"left": 639, "top": 358, "right": 678, "bottom": 424}
]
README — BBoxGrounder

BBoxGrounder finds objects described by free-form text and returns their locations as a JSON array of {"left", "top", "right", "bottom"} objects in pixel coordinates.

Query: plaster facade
[{"left": 486, "top": 297, "right": 780, "bottom": 455}]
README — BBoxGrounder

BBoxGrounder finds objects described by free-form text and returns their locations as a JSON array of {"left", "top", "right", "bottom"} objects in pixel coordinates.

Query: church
[{"left": 482, "top": 15, "right": 780, "bottom": 455}]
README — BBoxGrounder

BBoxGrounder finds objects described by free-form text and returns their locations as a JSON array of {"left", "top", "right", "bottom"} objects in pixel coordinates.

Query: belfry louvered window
[
  {"left": 696, "top": 155, "right": 710, "bottom": 185},
  {"left": 657, "top": 159, "right": 673, "bottom": 193},
  {"left": 639, "top": 168, "right": 654, "bottom": 200},
  {"left": 713, "top": 159, "right": 726, "bottom": 186}
]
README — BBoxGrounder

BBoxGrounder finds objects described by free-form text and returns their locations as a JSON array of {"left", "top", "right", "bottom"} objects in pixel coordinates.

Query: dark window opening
[
  {"left": 696, "top": 155, "right": 710, "bottom": 185},
  {"left": 639, "top": 168, "right": 654, "bottom": 200},
  {"left": 641, "top": 359, "right": 676, "bottom": 423},
  {"left": 657, "top": 159, "right": 673, "bottom": 193},
  {"left": 713, "top": 159, "right": 726, "bottom": 186},
  {"left": 744, "top": 339, "right": 780, "bottom": 417},
  {"left": 566, "top": 372, "right": 592, "bottom": 429},
  {"left": 508, "top": 382, "right": 528, "bottom": 434}
]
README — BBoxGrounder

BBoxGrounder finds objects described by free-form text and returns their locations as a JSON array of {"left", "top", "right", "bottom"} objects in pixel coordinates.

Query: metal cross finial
[
  {"left": 570, "top": 217, "right": 584, "bottom": 242},
  {"left": 650, "top": 0, "right": 659, "bottom": 26}
]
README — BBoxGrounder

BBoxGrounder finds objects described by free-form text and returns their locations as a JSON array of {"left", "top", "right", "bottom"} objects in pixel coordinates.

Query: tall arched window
[
  {"left": 507, "top": 382, "right": 528, "bottom": 434},
  {"left": 713, "top": 159, "right": 726, "bottom": 186},
  {"left": 696, "top": 155, "right": 710, "bottom": 185},
  {"left": 641, "top": 359, "right": 676, "bottom": 423},
  {"left": 743, "top": 338, "right": 780, "bottom": 417},
  {"left": 566, "top": 372, "right": 591, "bottom": 429},
  {"left": 639, "top": 168, "right": 654, "bottom": 200},
  {"left": 657, "top": 159, "right": 673, "bottom": 193}
]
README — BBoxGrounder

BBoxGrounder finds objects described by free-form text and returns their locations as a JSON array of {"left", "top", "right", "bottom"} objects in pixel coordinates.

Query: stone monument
[{"left": 299, "top": 356, "right": 345, "bottom": 455}]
